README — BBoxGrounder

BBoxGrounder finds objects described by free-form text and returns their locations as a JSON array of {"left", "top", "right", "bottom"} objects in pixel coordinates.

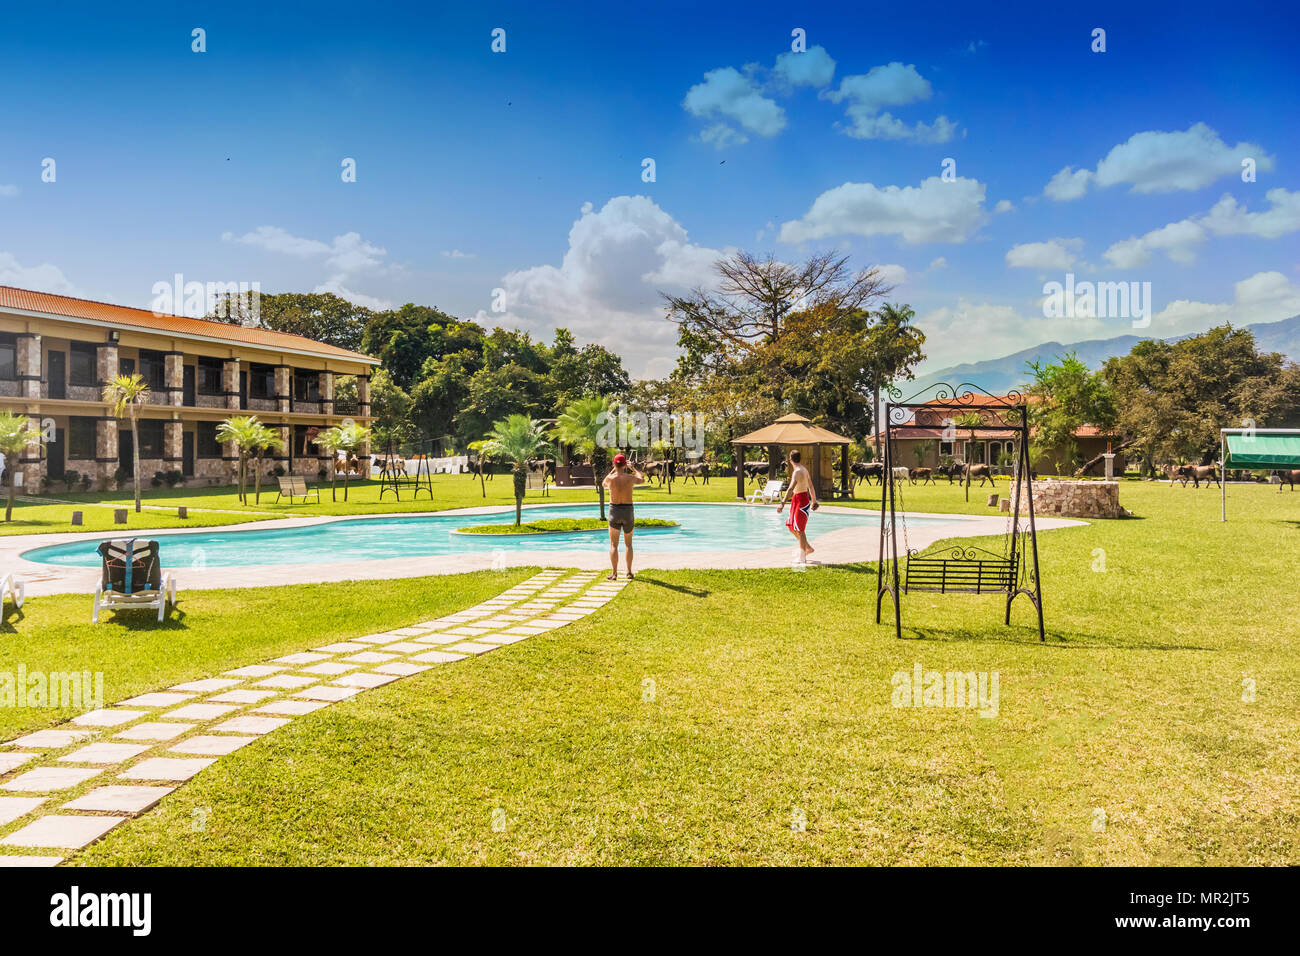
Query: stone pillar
[
  {"left": 357, "top": 374, "right": 370, "bottom": 418},
  {"left": 17, "top": 333, "right": 41, "bottom": 399},
  {"left": 18, "top": 414, "right": 42, "bottom": 490},
  {"left": 319, "top": 370, "right": 334, "bottom": 414},
  {"left": 163, "top": 420, "right": 183, "bottom": 474},
  {"left": 164, "top": 352, "right": 184, "bottom": 407},
  {"left": 96, "top": 418, "right": 119, "bottom": 485},
  {"left": 274, "top": 366, "right": 290, "bottom": 413},
  {"left": 96, "top": 344, "right": 118, "bottom": 389},
  {"left": 275, "top": 424, "right": 291, "bottom": 473},
  {"left": 222, "top": 439, "right": 240, "bottom": 484},
  {"left": 223, "top": 359, "right": 241, "bottom": 410},
  {"left": 1103, "top": 453, "right": 1115, "bottom": 479}
]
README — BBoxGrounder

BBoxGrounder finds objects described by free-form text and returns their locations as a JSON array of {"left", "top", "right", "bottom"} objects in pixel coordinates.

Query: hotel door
[
  {"left": 48, "top": 351, "right": 66, "bottom": 399},
  {"left": 46, "top": 427, "right": 65, "bottom": 482},
  {"left": 118, "top": 429, "right": 134, "bottom": 478},
  {"left": 182, "top": 431, "right": 195, "bottom": 478}
]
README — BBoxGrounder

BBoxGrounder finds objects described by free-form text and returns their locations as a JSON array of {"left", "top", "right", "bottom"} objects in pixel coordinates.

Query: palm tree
[
  {"left": 953, "top": 412, "right": 984, "bottom": 503},
  {"left": 250, "top": 422, "right": 284, "bottom": 505},
  {"left": 313, "top": 421, "right": 371, "bottom": 501},
  {"left": 216, "top": 415, "right": 265, "bottom": 504},
  {"left": 0, "top": 413, "right": 37, "bottom": 522},
  {"left": 103, "top": 373, "right": 150, "bottom": 512},
  {"left": 467, "top": 439, "right": 490, "bottom": 498},
  {"left": 482, "top": 414, "right": 551, "bottom": 526},
  {"left": 552, "top": 395, "right": 614, "bottom": 519}
]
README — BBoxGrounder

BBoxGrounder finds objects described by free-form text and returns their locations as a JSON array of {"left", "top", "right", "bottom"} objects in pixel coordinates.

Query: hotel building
[{"left": 0, "top": 286, "right": 377, "bottom": 490}]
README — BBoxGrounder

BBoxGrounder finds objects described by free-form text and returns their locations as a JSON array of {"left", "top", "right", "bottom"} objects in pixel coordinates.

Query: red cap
[{"left": 613, "top": 454, "right": 627, "bottom": 466}]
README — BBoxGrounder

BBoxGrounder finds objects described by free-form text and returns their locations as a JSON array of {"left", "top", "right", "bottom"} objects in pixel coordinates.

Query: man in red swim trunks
[{"left": 777, "top": 448, "right": 818, "bottom": 564}]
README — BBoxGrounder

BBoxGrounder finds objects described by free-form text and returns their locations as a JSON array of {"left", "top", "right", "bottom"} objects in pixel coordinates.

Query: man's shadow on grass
[
  {"left": 889, "top": 623, "right": 1210, "bottom": 651},
  {"left": 632, "top": 575, "right": 709, "bottom": 598}
]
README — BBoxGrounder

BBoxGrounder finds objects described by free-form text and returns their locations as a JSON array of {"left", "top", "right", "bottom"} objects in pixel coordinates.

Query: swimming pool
[{"left": 22, "top": 503, "right": 955, "bottom": 569}]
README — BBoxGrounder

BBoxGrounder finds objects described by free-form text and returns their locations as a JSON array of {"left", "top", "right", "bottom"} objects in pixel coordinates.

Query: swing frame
[
  {"left": 377, "top": 437, "right": 435, "bottom": 501},
  {"left": 875, "top": 383, "right": 1045, "bottom": 641}
]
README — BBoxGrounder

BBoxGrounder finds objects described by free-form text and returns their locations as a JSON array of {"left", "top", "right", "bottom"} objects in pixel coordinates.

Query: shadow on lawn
[
  {"left": 891, "top": 622, "right": 1210, "bottom": 651},
  {"left": 633, "top": 575, "right": 710, "bottom": 598}
]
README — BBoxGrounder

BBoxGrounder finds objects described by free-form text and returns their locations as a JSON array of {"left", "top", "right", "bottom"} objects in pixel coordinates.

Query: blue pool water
[{"left": 23, "top": 503, "right": 954, "bottom": 569}]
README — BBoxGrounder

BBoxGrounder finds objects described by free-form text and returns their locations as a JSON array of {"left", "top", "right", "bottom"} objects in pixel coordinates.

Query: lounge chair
[
  {"left": 275, "top": 474, "right": 321, "bottom": 504},
  {"left": 92, "top": 539, "right": 177, "bottom": 623},
  {"left": 1, "top": 573, "right": 24, "bottom": 610},
  {"left": 746, "top": 479, "right": 785, "bottom": 504}
]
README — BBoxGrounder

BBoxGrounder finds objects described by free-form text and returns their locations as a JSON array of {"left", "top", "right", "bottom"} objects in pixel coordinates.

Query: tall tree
[
  {"left": 482, "top": 415, "right": 551, "bottom": 526},
  {"left": 103, "top": 373, "right": 150, "bottom": 512},
  {"left": 208, "top": 291, "right": 373, "bottom": 353},
  {"left": 1103, "top": 326, "right": 1300, "bottom": 472},
  {"left": 864, "top": 303, "right": 927, "bottom": 455},
  {"left": 552, "top": 396, "right": 615, "bottom": 520}
]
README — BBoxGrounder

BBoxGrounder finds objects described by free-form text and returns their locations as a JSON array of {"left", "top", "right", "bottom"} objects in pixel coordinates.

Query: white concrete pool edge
[{"left": 2, "top": 501, "right": 1087, "bottom": 596}]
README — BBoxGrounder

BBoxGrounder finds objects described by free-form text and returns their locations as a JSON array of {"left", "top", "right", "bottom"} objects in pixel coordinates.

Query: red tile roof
[{"left": 0, "top": 285, "right": 378, "bottom": 365}]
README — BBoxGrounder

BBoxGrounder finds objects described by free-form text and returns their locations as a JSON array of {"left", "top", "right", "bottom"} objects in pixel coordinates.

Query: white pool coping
[{"left": 1, "top": 501, "right": 1086, "bottom": 596}]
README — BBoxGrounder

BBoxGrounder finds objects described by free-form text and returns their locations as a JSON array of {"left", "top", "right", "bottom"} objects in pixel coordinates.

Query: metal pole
[{"left": 1220, "top": 429, "right": 1226, "bottom": 522}]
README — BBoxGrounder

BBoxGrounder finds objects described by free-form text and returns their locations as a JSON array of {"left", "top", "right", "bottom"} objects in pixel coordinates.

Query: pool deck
[{"left": 2, "top": 502, "right": 1086, "bottom": 596}]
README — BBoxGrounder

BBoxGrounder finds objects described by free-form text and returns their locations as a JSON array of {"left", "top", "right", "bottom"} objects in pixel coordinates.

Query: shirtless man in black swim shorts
[{"left": 602, "top": 453, "right": 645, "bottom": 580}]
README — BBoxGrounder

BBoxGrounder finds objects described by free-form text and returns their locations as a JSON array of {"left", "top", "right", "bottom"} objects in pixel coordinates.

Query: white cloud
[
  {"left": 222, "top": 225, "right": 392, "bottom": 307},
  {"left": 1006, "top": 238, "right": 1083, "bottom": 270},
  {"left": 1103, "top": 187, "right": 1300, "bottom": 267},
  {"left": 876, "top": 263, "right": 908, "bottom": 286},
  {"left": 772, "top": 45, "right": 836, "bottom": 88},
  {"left": 0, "top": 252, "right": 83, "bottom": 296},
  {"left": 1043, "top": 166, "right": 1092, "bottom": 201},
  {"left": 779, "top": 176, "right": 987, "bottom": 244},
  {"left": 926, "top": 257, "right": 948, "bottom": 271},
  {"left": 994, "top": 199, "right": 1014, "bottom": 214},
  {"left": 699, "top": 122, "right": 748, "bottom": 149},
  {"left": 1045, "top": 123, "right": 1274, "bottom": 200},
  {"left": 683, "top": 67, "right": 785, "bottom": 148},
  {"left": 441, "top": 249, "right": 475, "bottom": 259},
  {"left": 822, "top": 62, "right": 956, "bottom": 142},
  {"left": 1148, "top": 270, "right": 1300, "bottom": 337},
  {"left": 475, "top": 195, "right": 728, "bottom": 377},
  {"left": 918, "top": 270, "right": 1300, "bottom": 370}
]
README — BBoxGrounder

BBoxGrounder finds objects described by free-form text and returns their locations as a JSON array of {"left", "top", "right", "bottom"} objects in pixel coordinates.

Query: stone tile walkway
[{"left": 0, "top": 570, "right": 623, "bottom": 866}]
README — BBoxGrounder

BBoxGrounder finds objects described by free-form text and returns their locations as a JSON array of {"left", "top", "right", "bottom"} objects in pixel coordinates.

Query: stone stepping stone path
[{"left": 0, "top": 570, "right": 625, "bottom": 866}]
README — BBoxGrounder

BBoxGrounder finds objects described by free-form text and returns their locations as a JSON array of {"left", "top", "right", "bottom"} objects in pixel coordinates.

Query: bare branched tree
[{"left": 665, "top": 250, "right": 892, "bottom": 351}]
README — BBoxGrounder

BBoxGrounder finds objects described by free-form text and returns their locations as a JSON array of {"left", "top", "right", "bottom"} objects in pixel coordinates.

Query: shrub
[
  {"left": 164, "top": 469, "right": 183, "bottom": 487},
  {"left": 62, "top": 470, "right": 80, "bottom": 492},
  {"left": 79, "top": 473, "right": 92, "bottom": 491},
  {"left": 151, "top": 471, "right": 165, "bottom": 488}
]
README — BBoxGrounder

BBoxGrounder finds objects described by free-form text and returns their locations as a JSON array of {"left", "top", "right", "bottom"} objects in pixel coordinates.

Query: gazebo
[{"left": 731, "top": 413, "right": 853, "bottom": 500}]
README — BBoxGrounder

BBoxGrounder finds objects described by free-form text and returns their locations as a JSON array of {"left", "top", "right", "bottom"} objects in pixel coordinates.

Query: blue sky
[{"left": 1, "top": 0, "right": 1297, "bottom": 376}]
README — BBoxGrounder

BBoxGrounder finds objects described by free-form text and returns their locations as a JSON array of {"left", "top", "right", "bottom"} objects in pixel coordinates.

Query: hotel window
[
  {"left": 293, "top": 369, "right": 320, "bottom": 403},
  {"left": 248, "top": 363, "right": 276, "bottom": 399},
  {"left": 939, "top": 441, "right": 953, "bottom": 457},
  {"left": 138, "top": 349, "right": 166, "bottom": 390},
  {"left": 69, "top": 342, "right": 98, "bottom": 386},
  {"left": 137, "top": 419, "right": 164, "bottom": 458},
  {"left": 196, "top": 357, "right": 223, "bottom": 395},
  {"left": 0, "top": 333, "right": 15, "bottom": 380},
  {"left": 196, "top": 421, "right": 222, "bottom": 458},
  {"left": 68, "top": 417, "right": 97, "bottom": 460}
]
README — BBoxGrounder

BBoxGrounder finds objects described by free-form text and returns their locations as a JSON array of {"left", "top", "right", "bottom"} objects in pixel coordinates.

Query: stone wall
[{"left": 1017, "top": 479, "right": 1124, "bottom": 519}]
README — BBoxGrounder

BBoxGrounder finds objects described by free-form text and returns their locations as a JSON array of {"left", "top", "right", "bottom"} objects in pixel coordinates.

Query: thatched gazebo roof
[{"left": 731, "top": 413, "right": 852, "bottom": 447}]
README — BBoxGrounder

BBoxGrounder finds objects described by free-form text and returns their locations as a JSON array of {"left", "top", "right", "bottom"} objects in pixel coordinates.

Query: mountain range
[{"left": 905, "top": 314, "right": 1300, "bottom": 398}]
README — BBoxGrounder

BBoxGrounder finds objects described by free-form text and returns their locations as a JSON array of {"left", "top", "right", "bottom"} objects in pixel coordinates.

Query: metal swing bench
[{"left": 875, "top": 384, "right": 1046, "bottom": 641}]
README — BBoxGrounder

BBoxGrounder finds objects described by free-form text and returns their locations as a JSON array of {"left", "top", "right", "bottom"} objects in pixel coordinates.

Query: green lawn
[
  {"left": 0, "top": 569, "right": 531, "bottom": 743},
  {"left": 34, "top": 479, "right": 1296, "bottom": 866}
]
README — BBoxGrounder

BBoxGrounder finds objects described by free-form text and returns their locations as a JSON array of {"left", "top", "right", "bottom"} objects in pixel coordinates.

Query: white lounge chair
[
  {"left": 746, "top": 479, "right": 785, "bottom": 504},
  {"left": 92, "top": 539, "right": 177, "bottom": 623},
  {"left": 1, "top": 573, "right": 24, "bottom": 610}
]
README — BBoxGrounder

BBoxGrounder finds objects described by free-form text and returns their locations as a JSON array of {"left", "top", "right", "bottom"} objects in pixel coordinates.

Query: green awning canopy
[{"left": 1224, "top": 432, "right": 1300, "bottom": 468}]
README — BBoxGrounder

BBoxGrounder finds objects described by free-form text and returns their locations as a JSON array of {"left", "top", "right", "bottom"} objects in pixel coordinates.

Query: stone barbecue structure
[
  {"left": 1017, "top": 479, "right": 1125, "bottom": 519},
  {"left": 0, "top": 286, "right": 376, "bottom": 490}
]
